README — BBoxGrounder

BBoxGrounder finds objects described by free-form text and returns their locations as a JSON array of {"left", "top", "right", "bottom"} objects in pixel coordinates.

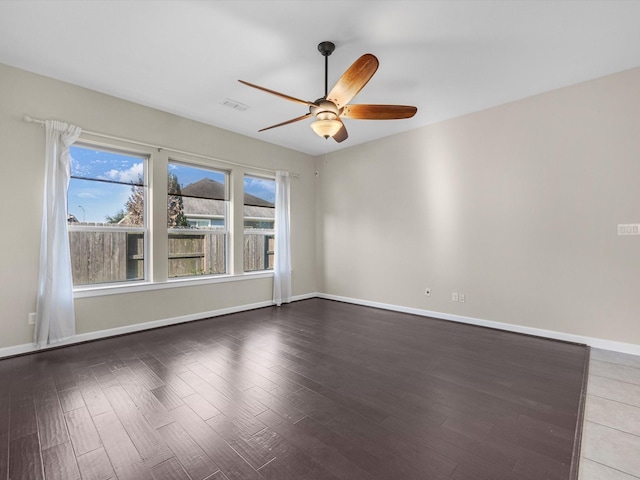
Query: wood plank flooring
[{"left": 0, "top": 298, "right": 589, "bottom": 479}]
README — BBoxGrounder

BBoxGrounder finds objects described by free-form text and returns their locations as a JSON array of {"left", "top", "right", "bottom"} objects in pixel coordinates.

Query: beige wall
[
  {"left": 2, "top": 61, "right": 639, "bottom": 351},
  {"left": 316, "top": 67, "right": 640, "bottom": 345},
  {"left": 0, "top": 63, "right": 317, "bottom": 349}
]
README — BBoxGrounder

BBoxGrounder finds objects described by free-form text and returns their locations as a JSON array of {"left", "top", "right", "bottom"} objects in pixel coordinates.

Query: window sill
[{"left": 73, "top": 271, "right": 274, "bottom": 298}]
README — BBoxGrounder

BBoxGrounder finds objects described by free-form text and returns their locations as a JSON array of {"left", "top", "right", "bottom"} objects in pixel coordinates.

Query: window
[
  {"left": 67, "top": 145, "right": 147, "bottom": 286},
  {"left": 167, "top": 162, "right": 228, "bottom": 278},
  {"left": 66, "top": 139, "right": 283, "bottom": 291},
  {"left": 243, "top": 175, "right": 275, "bottom": 272}
]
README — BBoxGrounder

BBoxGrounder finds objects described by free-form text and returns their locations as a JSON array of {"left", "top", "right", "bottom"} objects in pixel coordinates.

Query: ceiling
[{"left": 1, "top": 1, "right": 639, "bottom": 156}]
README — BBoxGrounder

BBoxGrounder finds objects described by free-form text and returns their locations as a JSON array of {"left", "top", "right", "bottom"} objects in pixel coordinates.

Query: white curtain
[
  {"left": 273, "top": 170, "right": 292, "bottom": 306},
  {"left": 34, "top": 120, "right": 82, "bottom": 347}
]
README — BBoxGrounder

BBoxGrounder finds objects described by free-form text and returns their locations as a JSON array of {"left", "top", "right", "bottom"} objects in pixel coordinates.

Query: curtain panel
[
  {"left": 273, "top": 170, "right": 292, "bottom": 306},
  {"left": 34, "top": 120, "right": 82, "bottom": 347}
]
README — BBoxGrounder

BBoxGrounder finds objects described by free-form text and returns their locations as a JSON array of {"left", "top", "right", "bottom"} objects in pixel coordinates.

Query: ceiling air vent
[{"left": 221, "top": 98, "right": 249, "bottom": 111}]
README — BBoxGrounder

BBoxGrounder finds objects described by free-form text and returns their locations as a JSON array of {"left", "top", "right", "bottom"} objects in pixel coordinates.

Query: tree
[
  {"left": 109, "top": 173, "right": 188, "bottom": 227},
  {"left": 106, "top": 175, "right": 144, "bottom": 226},
  {"left": 123, "top": 178, "right": 144, "bottom": 226},
  {"left": 105, "top": 209, "right": 126, "bottom": 224},
  {"left": 168, "top": 172, "right": 188, "bottom": 227}
]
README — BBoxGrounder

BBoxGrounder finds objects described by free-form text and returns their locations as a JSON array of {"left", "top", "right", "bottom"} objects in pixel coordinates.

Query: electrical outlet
[
  {"left": 618, "top": 224, "right": 640, "bottom": 235},
  {"left": 424, "top": 287, "right": 431, "bottom": 297},
  {"left": 452, "top": 292, "right": 459, "bottom": 302},
  {"left": 459, "top": 293, "right": 465, "bottom": 303},
  {"left": 28, "top": 312, "right": 36, "bottom": 325}
]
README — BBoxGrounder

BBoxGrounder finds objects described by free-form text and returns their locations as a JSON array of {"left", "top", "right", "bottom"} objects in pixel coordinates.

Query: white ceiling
[{"left": 1, "top": 1, "right": 639, "bottom": 156}]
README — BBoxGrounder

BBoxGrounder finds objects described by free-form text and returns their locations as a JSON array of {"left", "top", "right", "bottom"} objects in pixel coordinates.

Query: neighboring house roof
[
  {"left": 178, "top": 178, "right": 224, "bottom": 200},
  {"left": 180, "top": 178, "right": 274, "bottom": 207},
  {"left": 117, "top": 212, "right": 135, "bottom": 225},
  {"left": 244, "top": 204, "right": 275, "bottom": 219},
  {"left": 181, "top": 197, "right": 225, "bottom": 217},
  {"left": 179, "top": 178, "right": 274, "bottom": 219}
]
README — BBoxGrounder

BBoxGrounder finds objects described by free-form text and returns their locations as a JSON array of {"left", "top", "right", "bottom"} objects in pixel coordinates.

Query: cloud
[
  {"left": 70, "top": 158, "right": 91, "bottom": 177},
  {"left": 77, "top": 192, "right": 99, "bottom": 199},
  {"left": 245, "top": 177, "right": 275, "bottom": 201},
  {"left": 102, "top": 162, "right": 143, "bottom": 183}
]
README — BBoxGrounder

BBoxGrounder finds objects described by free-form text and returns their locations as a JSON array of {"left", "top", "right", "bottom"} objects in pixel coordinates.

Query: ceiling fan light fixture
[
  {"left": 239, "top": 40, "right": 416, "bottom": 144},
  {"left": 310, "top": 118, "right": 342, "bottom": 139}
]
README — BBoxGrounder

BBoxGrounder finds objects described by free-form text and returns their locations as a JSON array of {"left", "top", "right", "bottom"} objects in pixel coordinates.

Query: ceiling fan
[{"left": 238, "top": 41, "right": 417, "bottom": 143}]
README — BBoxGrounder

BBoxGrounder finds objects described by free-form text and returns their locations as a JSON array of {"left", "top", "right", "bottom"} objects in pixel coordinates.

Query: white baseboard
[
  {"left": 317, "top": 293, "right": 640, "bottom": 357},
  {"left": 2, "top": 291, "right": 638, "bottom": 359},
  {"left": 0, "top": 293, "right": 314, "bottom": 360}
]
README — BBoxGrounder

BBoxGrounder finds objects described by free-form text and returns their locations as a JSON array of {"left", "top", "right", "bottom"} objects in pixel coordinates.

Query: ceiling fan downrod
[{"left": 317, "top": 41, "right": 335, "bottom": 98}]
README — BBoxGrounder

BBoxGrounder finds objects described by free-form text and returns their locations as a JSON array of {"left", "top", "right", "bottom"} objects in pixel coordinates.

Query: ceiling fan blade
[
  {"left": 326, "top": 54, "right": 379, "bottom": 108},
  {"left": 333, "top": 121, "right": 348, "bottom": 143},
  {"left": 342, "top": 104, "right": 417, "bottom": 120},
  {"left": 258, "top": 113, "right": 312, "bottom": 132},
  {"left": 238, "top": 80, "right": 316, "bottom": 108}
]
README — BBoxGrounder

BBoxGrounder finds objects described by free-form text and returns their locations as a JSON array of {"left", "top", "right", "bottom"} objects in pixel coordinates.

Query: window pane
[
  {"left": 68, "top": 145, "right": 146, "bottom": 286},
  {"left": 69, "top": 231, "right": 144, "bottom": 286},
  {"left": 244, "top": 175, "right": 275, "bottom": 272},
  {"left": 168, "top": 232, "right": 226, "bottom": 277},
  {"left": 68, "top": 178, "right": 144, "bottom": 226},
  {"left": 168, "top": 163, "right": 227, "bottom": 277},
  {"left": 244, "top": 232, "right": 274, "bottom": 271},
  {"left": 69, "top": 146, "right": 145, "bottom": 225}
]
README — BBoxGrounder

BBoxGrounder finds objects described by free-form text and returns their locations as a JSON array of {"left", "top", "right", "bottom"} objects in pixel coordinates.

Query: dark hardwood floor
[{"left": 0, "top": 298, "right": 589, "bottom": 480}]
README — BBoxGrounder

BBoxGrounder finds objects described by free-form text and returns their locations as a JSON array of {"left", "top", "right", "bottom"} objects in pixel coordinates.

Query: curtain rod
[{"left": 23, "top": 115, "right": 299, "bottom": 178}]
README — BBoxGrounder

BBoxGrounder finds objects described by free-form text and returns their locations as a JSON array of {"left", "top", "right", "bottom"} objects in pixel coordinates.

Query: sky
[{"left": 68, "top": 145, "right": 275, "bottom": 223}]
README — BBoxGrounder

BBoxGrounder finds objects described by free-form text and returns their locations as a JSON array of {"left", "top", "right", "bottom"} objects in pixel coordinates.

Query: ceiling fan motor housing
[{"left": 310, "top": 99, "right": 341, "bottom": 120}]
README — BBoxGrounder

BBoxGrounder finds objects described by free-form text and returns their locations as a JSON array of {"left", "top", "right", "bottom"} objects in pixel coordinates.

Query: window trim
[{"left": 73, "top": 271, "right": 274, "bottom": 298}]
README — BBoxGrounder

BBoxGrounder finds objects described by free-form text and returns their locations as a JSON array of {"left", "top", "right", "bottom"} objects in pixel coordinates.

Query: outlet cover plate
[{"left": 618, "top": 224, "right": 640, "bottom": 235}]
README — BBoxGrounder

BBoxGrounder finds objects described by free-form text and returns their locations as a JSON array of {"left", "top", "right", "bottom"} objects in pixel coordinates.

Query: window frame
[
  {"left": 67, "top": 142, "right": 150, "bottom": 288},
  {"left": 166, "top": 159, "right": 230, "bottom": 280}
]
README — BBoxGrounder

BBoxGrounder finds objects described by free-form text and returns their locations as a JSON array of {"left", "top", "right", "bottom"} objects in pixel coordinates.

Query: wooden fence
[
  {"left": 244, "top": 233, "right": 274, "bottom": 272},
  {"left": 69, "top": 231, "right": 143, "bottom": 285},
  {"left": 168, "top": 233, "right": 225, "bottom": 277},
  {"left": 69, "top": 230, "right": 273, "bottom": 285}
]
